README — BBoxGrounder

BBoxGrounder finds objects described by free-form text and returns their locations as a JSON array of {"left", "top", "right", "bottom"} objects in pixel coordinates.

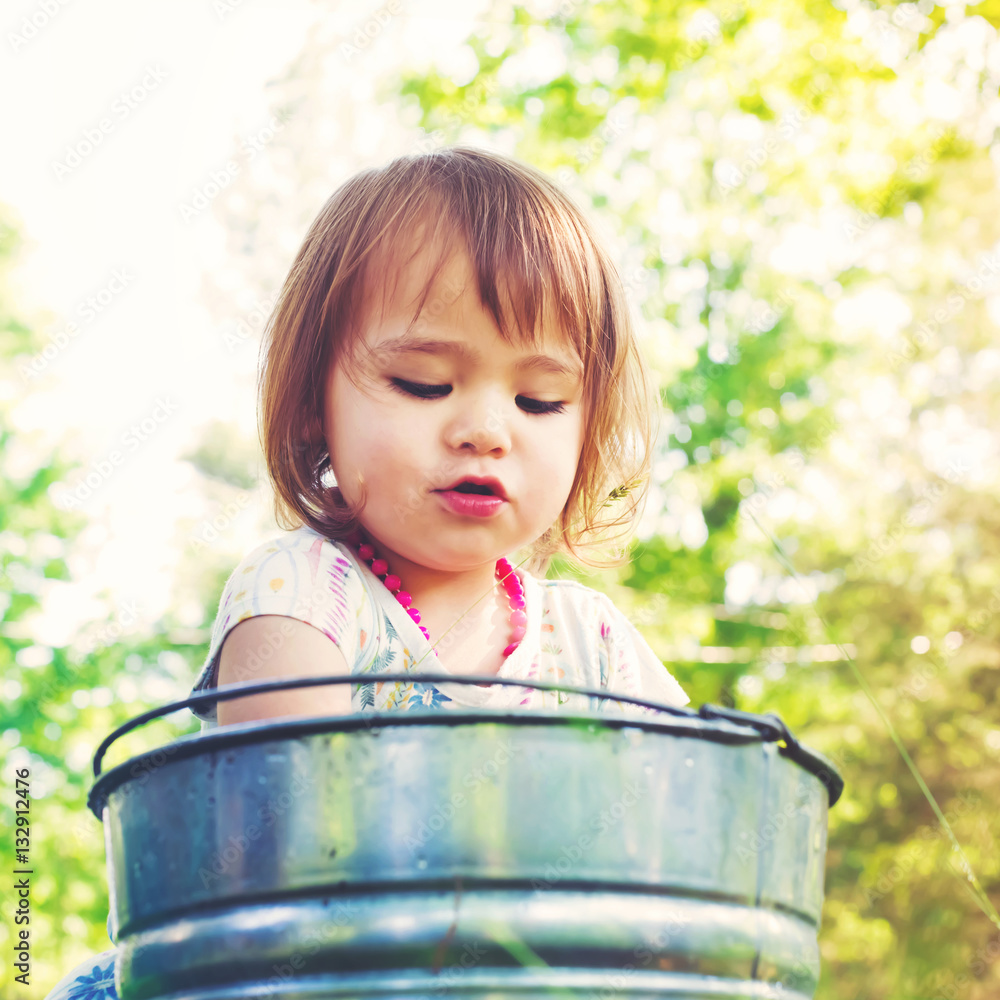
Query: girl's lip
[
  {"left": 435, "top": 490, "right": 507, "bottom": 518},
  {"left": 439, "top": 476, "right": 508, "bottom": 500}
]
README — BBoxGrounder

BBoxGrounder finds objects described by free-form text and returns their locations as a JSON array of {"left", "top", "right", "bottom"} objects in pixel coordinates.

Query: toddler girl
[
  {"left": 44, "top": 146, "right": 688, "bottom": 1000},
  {"left": 190, "top": 144, "right": 689, "bottom": 728}
]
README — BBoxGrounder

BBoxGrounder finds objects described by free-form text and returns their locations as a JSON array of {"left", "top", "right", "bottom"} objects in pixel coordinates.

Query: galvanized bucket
[{"left": 88, "top": 672, "right": 843, "bottom": 1000}]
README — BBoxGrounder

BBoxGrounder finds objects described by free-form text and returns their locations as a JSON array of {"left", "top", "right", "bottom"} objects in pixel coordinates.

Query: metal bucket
[{"left": 88, "top": 672, "right": 843, "bottom": 1000}]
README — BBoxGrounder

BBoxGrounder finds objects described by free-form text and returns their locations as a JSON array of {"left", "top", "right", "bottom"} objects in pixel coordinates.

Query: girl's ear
[
  {"left": 306, "top": 415, "right": 322, "bottom": 440},
  {"left": 302, "top": 414, "right": 325, "bottom": 450}
]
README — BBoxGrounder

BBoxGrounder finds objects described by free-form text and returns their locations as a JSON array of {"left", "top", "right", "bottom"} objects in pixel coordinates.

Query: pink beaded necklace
[{"left": 353, "top": 538, "right": 527, "bottom": 658}]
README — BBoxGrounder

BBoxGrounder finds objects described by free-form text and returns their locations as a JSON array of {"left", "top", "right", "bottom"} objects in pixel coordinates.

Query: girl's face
[{"left": 322, "top": 247, "right": 586, "bottom": 576}]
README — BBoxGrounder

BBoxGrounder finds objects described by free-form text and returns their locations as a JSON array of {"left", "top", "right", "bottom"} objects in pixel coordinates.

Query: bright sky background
[{"left": 3, "top": 0, "right": 492, "bottom": 647}]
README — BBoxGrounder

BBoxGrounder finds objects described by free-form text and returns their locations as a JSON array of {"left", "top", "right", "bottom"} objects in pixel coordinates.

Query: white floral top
[{"left": 189, "top": 527, "right": 689, "bottom": 728}]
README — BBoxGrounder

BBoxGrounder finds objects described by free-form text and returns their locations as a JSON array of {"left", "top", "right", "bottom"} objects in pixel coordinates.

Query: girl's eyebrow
[{"left": 371, "top": 336, "right": 584, "bottom": 382}]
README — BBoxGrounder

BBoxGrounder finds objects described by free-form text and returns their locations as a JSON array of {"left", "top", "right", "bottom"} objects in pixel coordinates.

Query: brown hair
[{"left": 259, "top": 146, "right": 658, "bottom": 577}]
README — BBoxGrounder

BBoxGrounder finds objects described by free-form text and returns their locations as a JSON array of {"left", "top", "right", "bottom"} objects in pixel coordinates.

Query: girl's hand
[{"left": 216, "top": 615, "right": 352, "bottom": 726}]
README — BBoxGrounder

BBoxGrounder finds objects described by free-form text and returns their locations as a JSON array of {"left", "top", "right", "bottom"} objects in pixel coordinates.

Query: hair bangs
[{"left": 351, "top": 156, "right": 600, "bottom": 363}]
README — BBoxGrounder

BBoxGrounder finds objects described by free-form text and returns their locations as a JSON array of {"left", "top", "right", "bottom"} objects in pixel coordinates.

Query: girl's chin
[{"left": 388, "top": 544, "right": 514, "bottom": 576}]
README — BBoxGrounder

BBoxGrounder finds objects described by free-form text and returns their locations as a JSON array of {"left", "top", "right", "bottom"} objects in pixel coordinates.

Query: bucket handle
[
  {"left": 90, "top": 672, "right": 843, "bottom": 805},
  {"left": 699, "top": 703, "right": 845, "bottom": 806}
]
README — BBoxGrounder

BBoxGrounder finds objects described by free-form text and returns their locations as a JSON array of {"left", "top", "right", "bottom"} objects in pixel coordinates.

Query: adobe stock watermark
[
  {"left": 18, "top": 268, "right": 135, "bottom": 381},
  {"left": 260, "top": 910, "right": 364, "bottom": 997},
  {"left": 340, "top": 0, "right": 402, "bottom": 61},
  {"left": 844, "top": 125, "right": 953, "bottom": 241},
  {"left": 888, "top": 247, "right": 1000, "bottom": 371},
  {"left": 628, "top": 593, "right": 670, "bottom": 630},
  {"left": 923, "top": 929, "right": 1000, "bottom": 1000},
  {"left": 393, "top": 428, "right": 505, "bottom": 525},
  {"left": 429, "top": 939, "right": 489, "bottom": 995},
  {"left": 618, "top": 265, "right": 655, "bottom": 313},
  {"left": 219, "top": 609, "right": 316, "bottom": 685},
  {"left": 23, "top": 606, "right": 141, "bottom": 715},
  {"left": 179, "top": 110, "right": 293, "bottom": 223},
  {"left": 549, "top": 0, "right": 589, "bottom": 25},
  {"left": 414, "top": 608, "right": 479, "bottom": 669},
  {"left": 865, "top": 0, "right": 925, "bottom": 45},
  {"left": 687, "top": 284, "right": 792, "bottom": 391},
  {"left": 965, "top": 584, "right": 1000, "bottom": 638},
  {"left": 898, "top": 601, "right": 1000, "bottom": 703},
  {"left": 590, "top": 909, "right": 691, "bottom": 1000},
  {"left": 674, "top": 2, "right": 746, "bottom": 70},
  {"left": 851, "top": 458, "right": 971, "bottom": 575},
  {"left": 531, "top": 778, "right": 650, "bottom": 890},
  {"left": 412, "top": 77, "right": 499, "bottom": 153},
  {"left": 717, "top": 78, "right": 829, "bottom": 196},
  {"left": 189, "top": 492, "right": 253, "bottom": 554},
  {"left": 76, "top": 599, "right": 144, "bottom": 656},
  {"left": 113, "top": 743, "right": 185, "bottom": 801},
  {"left": 742, "top": 285, "right": 799, "bottom": 339},
  {"left": 737, "top": 416, "right": 839, "bottom": 521},
  {"left": 403, "top": 739, "right": 523, "bottom": 852},
  {"left": 860, "top": 789, "right": 983, "bottom": 909},
  {"left": 51, "top": 65, "right": 169, "bottom": 179},
  {"left": 7, "top": 0, "right": 74, "bottom": 53},
  {"left": 213, "top": 0, "right": 250, "bottom": 20},
  {"left": 55, "top": 397, "right": 180, "bottom": 509},
  {"left": 734, "top": 746, "right": 855, "bottom": 864},
  {"left": 213, "top": 603, "right": 379, "bottom": 724},
  {"left": 222, "top": 289, "right": 280, "bottom": 351},
  {"left": 555, "top": 113, "right": 630, "bottom": 182},
  {"left": 197, "top": 769, "right": 319, "bottom": 887},
  {"left": 899, "top": 628, "right": 965, "bottom": 703},
  {"left": 731, "top": 802, "right": 804, "bottom": 861}
]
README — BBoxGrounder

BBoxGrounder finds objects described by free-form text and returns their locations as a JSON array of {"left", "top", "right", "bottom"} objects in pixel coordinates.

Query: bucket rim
[{"left": 87, "top": 673, "right": 844, "bottom": 816}]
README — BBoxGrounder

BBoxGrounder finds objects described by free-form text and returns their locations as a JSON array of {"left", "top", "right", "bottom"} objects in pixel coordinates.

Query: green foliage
[{"left": 180, "top": 418, "right": 260, "bottom": 490}]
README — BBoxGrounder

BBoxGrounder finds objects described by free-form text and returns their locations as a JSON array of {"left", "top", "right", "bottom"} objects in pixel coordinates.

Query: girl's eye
[
  {"left": 389, "top": 379, "right": 566, "bottom": 415},
  {"left": 516, "top": 396, "right": 566, "bottom": 415},
  {"left": 389, "top": 378, "right": 450, "bottom": 399}
]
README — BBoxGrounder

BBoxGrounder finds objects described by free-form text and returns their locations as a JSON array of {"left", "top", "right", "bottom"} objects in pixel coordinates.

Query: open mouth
[
  {"left": 435, "top": 478, "right": 508, "bottom": 516},
  {"left": 451, "top": 482, "right": 496, "bottom": 495},
  {"left": 436, "top": 477, "right": 508, "bottom": 500}
]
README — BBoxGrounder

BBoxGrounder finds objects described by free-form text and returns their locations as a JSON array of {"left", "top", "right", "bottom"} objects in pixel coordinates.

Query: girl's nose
[{"left": 444, "top": 391, "right": 512, "bottom": 455}]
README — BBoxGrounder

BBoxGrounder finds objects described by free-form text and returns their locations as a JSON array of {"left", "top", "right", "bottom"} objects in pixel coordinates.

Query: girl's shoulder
[
  {"left": 190, "top": 527, "right": 373, "bottom": 723},
  {"left": 210, "top": 524, "right": 371, "bottom": 647},
  {"left": 224, "top": 525, "right": 357, "bottom": 579}
]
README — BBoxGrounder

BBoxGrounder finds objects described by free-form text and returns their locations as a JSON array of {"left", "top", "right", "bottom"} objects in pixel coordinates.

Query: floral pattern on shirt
[
  {"left": 189, "top": 527, "right": 689, "bottom": 727},
  {"left": 43, "top": 950, "right": 117, "bottom": 1000}
]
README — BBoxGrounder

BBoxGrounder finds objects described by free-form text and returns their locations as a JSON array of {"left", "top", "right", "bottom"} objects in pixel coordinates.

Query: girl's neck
[{"left": 345, "top": 526, "right": 506, "bottom": 621}]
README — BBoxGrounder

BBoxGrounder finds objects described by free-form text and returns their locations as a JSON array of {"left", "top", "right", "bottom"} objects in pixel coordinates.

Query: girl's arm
[{"left": 216, "top": 614, "right": 352, "bottom": 726}]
